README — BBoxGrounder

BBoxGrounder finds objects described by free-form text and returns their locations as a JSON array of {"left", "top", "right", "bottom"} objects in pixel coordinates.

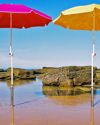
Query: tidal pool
[{"left": 0, "top": 79, "right": 100, "bottom": 125}]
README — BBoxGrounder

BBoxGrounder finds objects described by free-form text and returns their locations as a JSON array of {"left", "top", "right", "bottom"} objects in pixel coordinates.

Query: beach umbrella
[
  {"left": 53, "top": 4, "right": 100, "bottom": 87},
  {"left": 0, "top": 4, "right": 52, "bottom": 86}
]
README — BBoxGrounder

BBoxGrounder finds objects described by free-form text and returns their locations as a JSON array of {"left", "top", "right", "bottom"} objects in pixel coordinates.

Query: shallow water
[{"left": 0, "top": 79, "right": 100, "bottom": 125}]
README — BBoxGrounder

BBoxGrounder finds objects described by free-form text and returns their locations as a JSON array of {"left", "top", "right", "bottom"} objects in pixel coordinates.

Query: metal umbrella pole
[
  {"left": 91, "top": 33, "right": 95, "bottom": 87},
  {"left": 10, "top": 13, "right": 14, "bottom": 87},
  {"left": 91, "top": 11, "right": 96, "bottom": 87}
]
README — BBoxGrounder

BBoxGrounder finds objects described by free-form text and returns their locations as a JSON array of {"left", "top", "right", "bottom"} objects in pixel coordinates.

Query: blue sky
[{"left": 0, "top": 0, "right": 100, "bottom": 69}]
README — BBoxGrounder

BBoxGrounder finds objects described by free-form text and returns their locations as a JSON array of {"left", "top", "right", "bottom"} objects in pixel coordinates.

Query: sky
[{"left": 0, "top": 0, "right": 100, "bottom": 69}]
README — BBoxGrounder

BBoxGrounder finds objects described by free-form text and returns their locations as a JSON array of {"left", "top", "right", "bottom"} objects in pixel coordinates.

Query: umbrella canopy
[
  {"left": 53, "top": 4, "right": 99, "bottom": 87},
  {"left": 0, "top": 4, "right": 52, "bottom": 28},
  {"left": 54, "top": 4, "right": 99, "bottom": 30}
]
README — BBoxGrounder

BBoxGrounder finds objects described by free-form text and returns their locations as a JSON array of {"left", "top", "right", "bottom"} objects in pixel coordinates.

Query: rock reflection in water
[
  {"left": 6, "top": 79, "right": 36, "bottom": 87},
  {"left": 42, "top": 86, "right": 92, "bottom": 96},
  {"left": 42, "top": 86, "right": 94, "bottom": 106}
]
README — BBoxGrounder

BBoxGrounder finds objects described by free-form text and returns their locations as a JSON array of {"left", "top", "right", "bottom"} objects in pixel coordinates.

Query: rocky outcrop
[
  {"left": 0, "top": 66, "right": 100, "bottom": 86},
  {"left": 39, "top": 66, "right": 98, "bottom": 87},
  {"left": 0, "top": 68, "right": 36, "bottom": 80},
  {"left": 6, "top": 68, "right": 36, "bottom": 80},
  {"left": 0, "top": 72, "right": 7, "bottom": 79},
  {"left": 96, "top": 69, "right": 100, "bottom": 84}
]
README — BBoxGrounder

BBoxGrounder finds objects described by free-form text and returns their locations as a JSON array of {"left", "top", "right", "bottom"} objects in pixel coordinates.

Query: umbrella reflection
[
  {"left": 10, "top": 86, "right": 14, "bottom": 125},
  {"left": 90, "top": 87, "right": 94, "bottom": 125},
  {"left": 91, "top": 87, "right": 94, "bottom": 107},
  {"left": 90, "top": 107, "right": 94, "bottom": 125}
]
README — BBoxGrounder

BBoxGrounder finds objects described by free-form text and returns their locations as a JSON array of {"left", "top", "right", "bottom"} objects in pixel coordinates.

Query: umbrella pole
[
  {"left": 10, "top": 13, "right": 13, "bottom": 87},
  {"left": 91, "top": 12, "right": 96, "bottom": 87},
  {"left": 9, "top": 13, "right": 14, "bottom": 125},
  {"left": 91, "top": 43, "right": 95, "bottom": 87}
]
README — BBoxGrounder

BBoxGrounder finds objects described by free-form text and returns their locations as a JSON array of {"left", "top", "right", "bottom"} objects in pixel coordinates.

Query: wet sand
[{"left": 0, "top": 80, "right": 100, "bottom": 125}]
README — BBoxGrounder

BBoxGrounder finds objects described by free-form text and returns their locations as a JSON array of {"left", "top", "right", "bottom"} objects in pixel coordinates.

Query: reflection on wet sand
[{"left": 42, "top": 86, "right": 93, "bottom": 106}]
